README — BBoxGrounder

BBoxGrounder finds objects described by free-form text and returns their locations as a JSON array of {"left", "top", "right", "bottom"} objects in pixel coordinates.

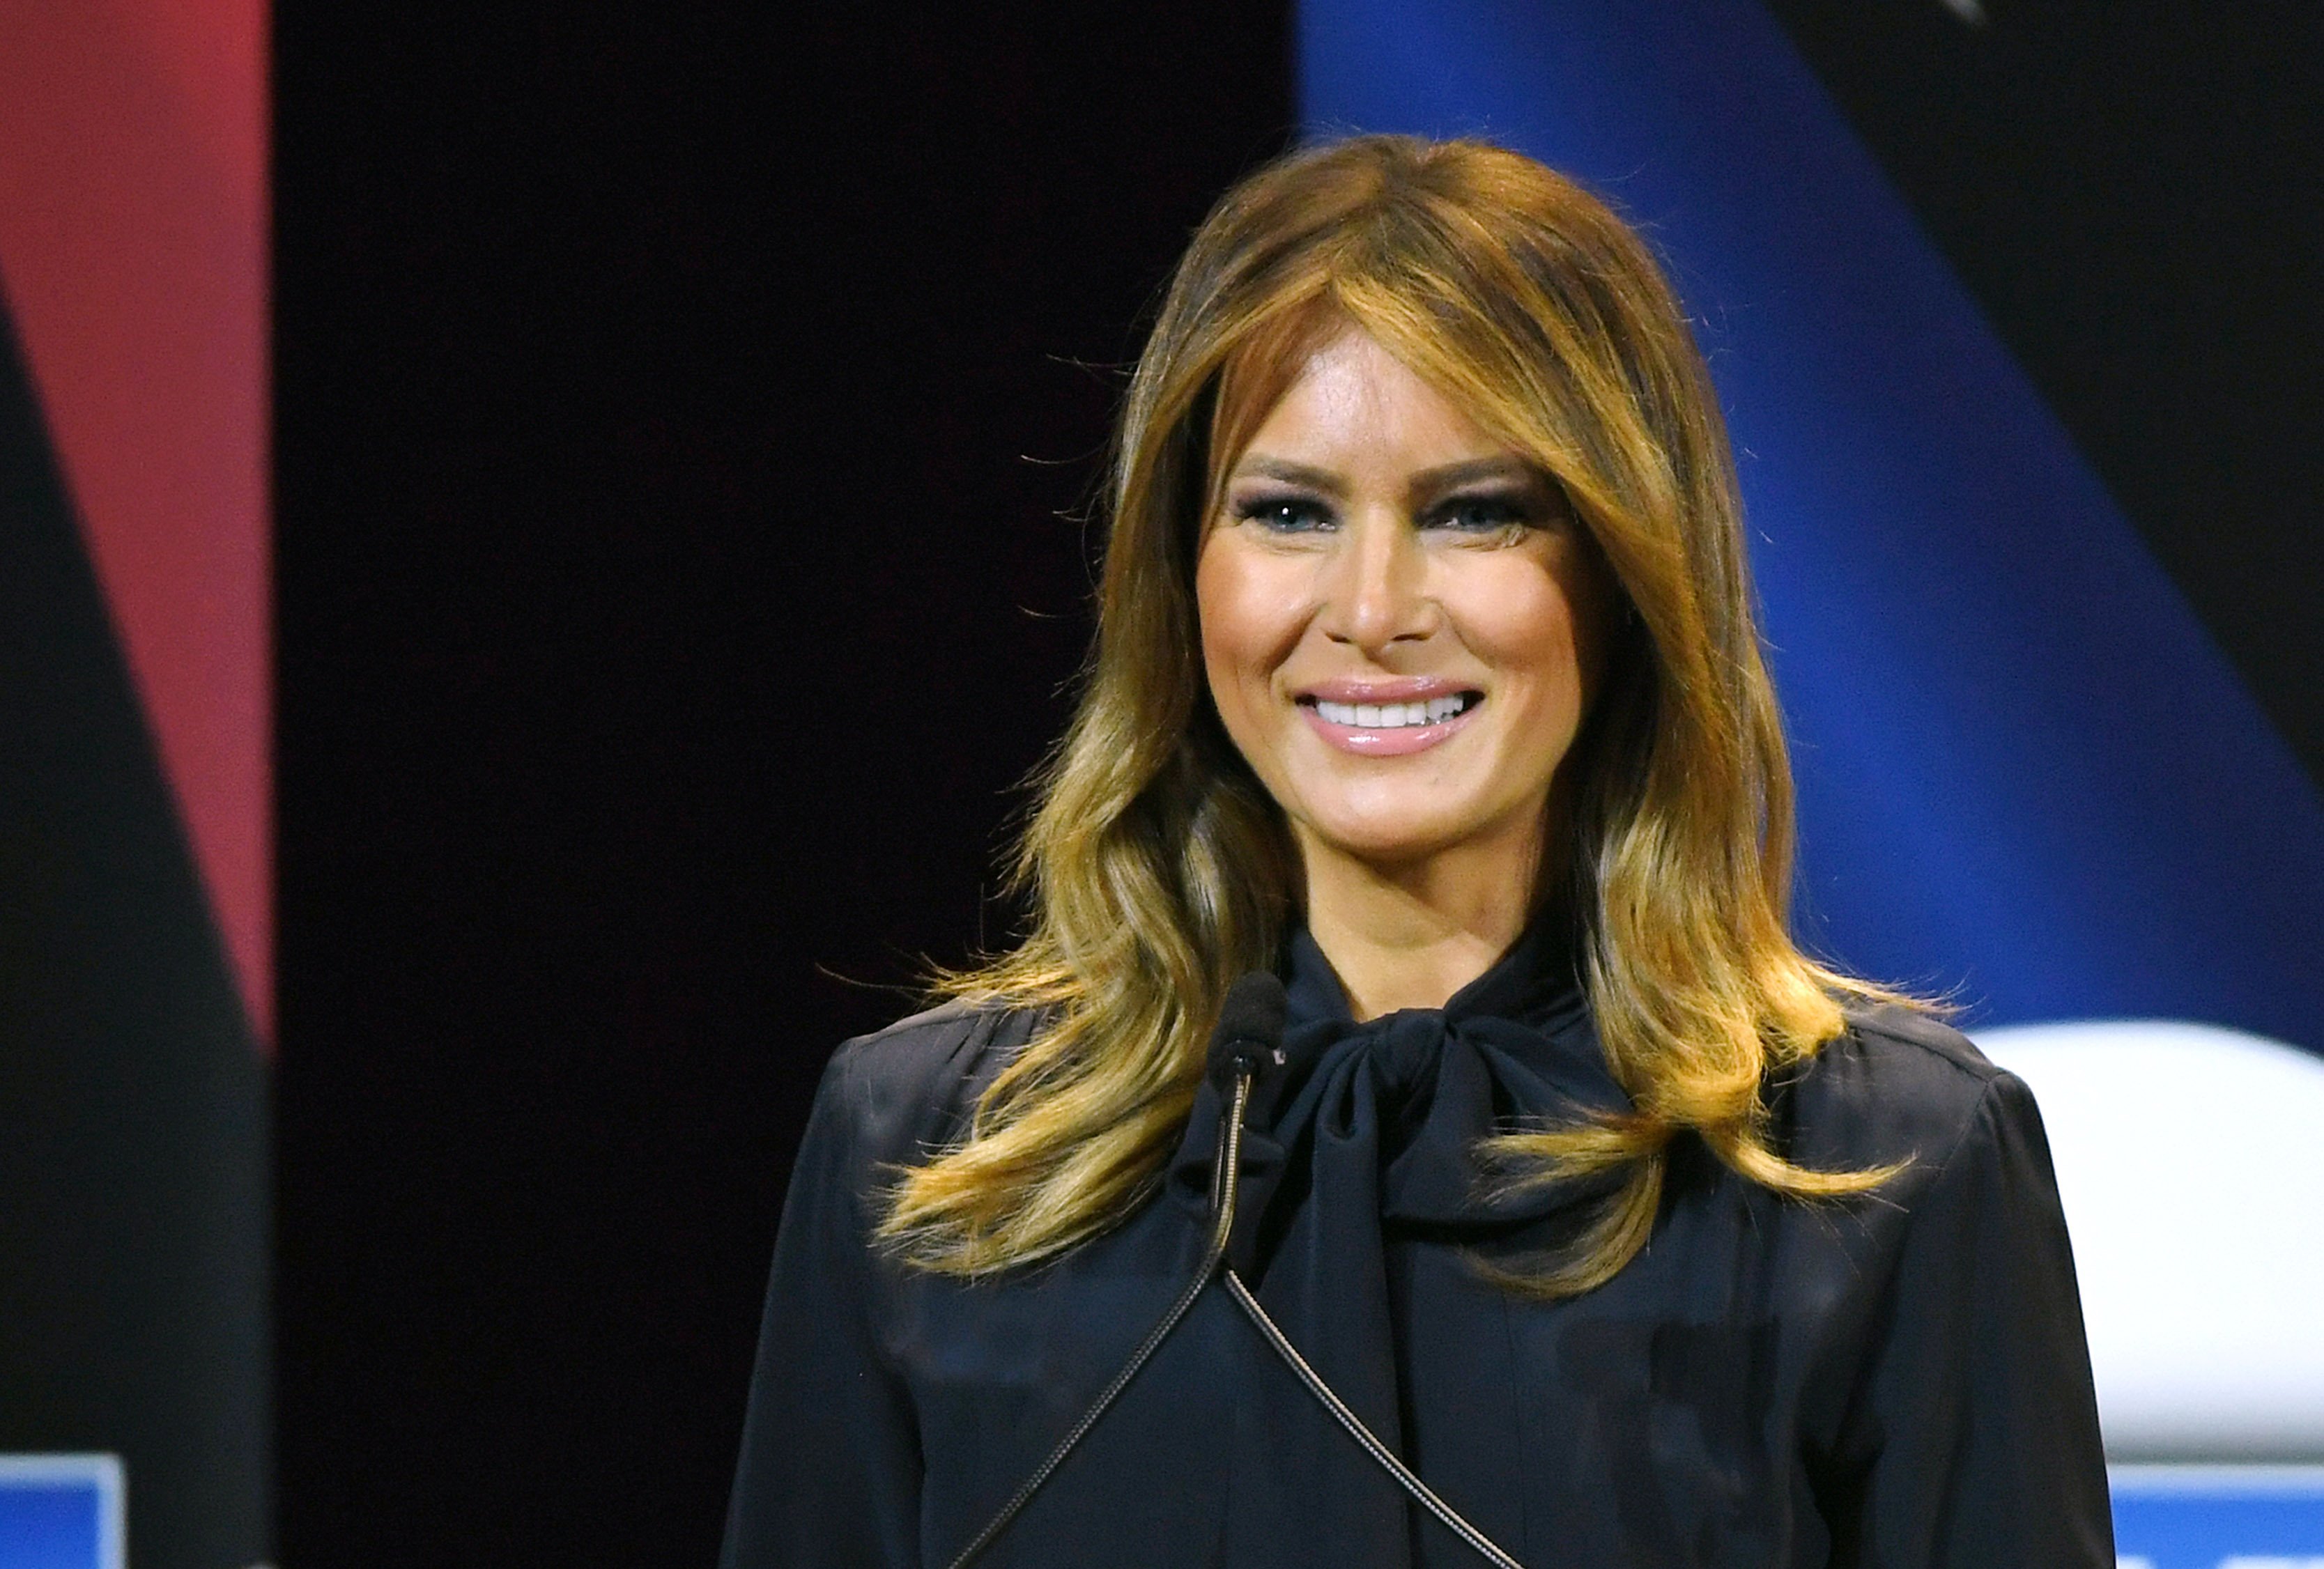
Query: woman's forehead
[
  {"left": 1229, "top": 330, "right": 1514, "bottom": 475},
  {"left": 1210, "top": 309, "right": 1548, "bottom": 497}
]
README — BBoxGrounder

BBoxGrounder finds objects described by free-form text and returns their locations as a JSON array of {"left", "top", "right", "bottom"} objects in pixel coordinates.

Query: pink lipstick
[{"left": 1294, "top": 677, "right": 1484, "bottom": 757}]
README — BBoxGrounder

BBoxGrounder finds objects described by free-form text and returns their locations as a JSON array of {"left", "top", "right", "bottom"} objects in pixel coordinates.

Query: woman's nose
[{"left": 1317, "top": 516, "right": 1434, "bottom": 651}]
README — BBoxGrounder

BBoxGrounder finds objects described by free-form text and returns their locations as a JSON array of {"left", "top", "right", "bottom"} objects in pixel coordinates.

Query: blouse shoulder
[
  {"left": 1781, "top": 1008, "right": 2111, "bottom": 1565},
  {"left": 814, "top": 998, "right": 1045, "bottom": 1172},
  {"left": 1777, "top": 1000, "right": 2034, "bottom": 1180}
]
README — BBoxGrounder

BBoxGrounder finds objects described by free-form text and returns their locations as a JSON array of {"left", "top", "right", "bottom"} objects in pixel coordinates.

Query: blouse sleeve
[
  {"left": 1829, "top": 1069, "right": 2114, "bottom": 1568},
  {"left": 721, "top": 1047, "right": 923, "bottom": 1569}
]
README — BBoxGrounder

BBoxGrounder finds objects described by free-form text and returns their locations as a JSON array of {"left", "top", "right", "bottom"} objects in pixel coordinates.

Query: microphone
[
  {"left": 1196, "top": 971, "right": 1530, "bottom": 1569},
  {"left": 946, "top": 970, "right": 1529, "bottom": 1569},
  {"left": 1206, "top": 971, "right": 1289, "bottom": 1095},
  {"left": 1203, "top": 973, "right": 1289, "bottom": 1242},
  {"left": 1203, "top": 977, "right": 1528, "bottom": 1569},
  {"left": 944, "top": 973, "right": 1290, "bottom": 1569}
]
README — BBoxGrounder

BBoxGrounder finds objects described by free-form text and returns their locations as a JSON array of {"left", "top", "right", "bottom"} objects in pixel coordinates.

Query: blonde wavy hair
[{"left": 879, "top": 134, "right": 1904, "bottom": 1296}]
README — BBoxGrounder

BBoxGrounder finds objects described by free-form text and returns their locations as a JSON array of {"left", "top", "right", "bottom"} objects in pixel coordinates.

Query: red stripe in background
[{"left": 0, "top": 0, "right": 271, "bottom": 1044}]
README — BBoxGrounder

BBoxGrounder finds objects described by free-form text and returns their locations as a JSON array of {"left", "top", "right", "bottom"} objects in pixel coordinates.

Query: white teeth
[{"left": 1313, "top": 694, "right": 1474, "bottom": 728}]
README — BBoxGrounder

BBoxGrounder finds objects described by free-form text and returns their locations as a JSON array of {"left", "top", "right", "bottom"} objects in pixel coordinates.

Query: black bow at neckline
[{"left": 1168, "top": 920, "right": 1636, "bottom": 1268}]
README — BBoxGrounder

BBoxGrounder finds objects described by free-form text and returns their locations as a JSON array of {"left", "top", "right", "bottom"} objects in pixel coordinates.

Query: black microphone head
[{"left": 1206, "top": 971, "right": 1289, "bottom": 1092}]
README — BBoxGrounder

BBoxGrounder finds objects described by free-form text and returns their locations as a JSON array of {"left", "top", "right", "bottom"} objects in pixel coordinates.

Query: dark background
[
  {"left": 275, "top": 6, "right": 1296, "bottom": 1563},
  {"left": 275, "top": 4, "right": 2321, "bottom": 1563}
]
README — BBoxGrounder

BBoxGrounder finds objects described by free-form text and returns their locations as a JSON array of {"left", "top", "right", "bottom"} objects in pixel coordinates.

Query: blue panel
[
  {"left": 2111, "top": 1467, "right": 2324, "bottom": 1568},
  {"left": 1299, "top": 0, "right": 2324, "bottom": 1048},
  {"left": 0, "top": 1482, "right": 101, "bottom": 1569}
]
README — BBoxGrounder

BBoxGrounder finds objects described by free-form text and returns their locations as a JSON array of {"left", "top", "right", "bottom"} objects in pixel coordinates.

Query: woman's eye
[
  {"left": 1233, "top": 495, "right": 1333, "bottom": 532},
  {"left": 1430, "top": 495, "right": 1532, "bottom": 534}
]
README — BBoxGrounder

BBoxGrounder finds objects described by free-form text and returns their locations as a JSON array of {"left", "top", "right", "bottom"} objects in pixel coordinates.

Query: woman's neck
[{"left": 1296, "top": 824, "right": 1548, "bottom": 1021}]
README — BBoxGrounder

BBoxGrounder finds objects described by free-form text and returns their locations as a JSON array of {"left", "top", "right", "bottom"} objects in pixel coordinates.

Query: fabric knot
[
  {"left": 1367, "top": 1012, "right": 1447, "bottom": 1104},
  {"left": 1168, "top": 918, "right": 1636, "bottom": 1258}
]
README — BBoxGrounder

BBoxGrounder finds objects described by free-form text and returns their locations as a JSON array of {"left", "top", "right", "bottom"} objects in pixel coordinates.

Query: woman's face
[{"left": 1195, "top": 326, "right": 1616, "bottom": 877}]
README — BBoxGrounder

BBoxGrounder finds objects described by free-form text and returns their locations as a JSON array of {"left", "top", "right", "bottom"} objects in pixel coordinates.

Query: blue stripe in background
[{"left": 1299, "top": 0, "right": 2324, "bottom": 1051}]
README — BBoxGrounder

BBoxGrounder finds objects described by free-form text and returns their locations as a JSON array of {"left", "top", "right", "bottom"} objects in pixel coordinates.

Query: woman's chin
[
  {"left": 1283, "top": 780, "right": 1553, "bottom": 877},
  {"left": 1293, "top": 811, "right": 1491, "bottom": 872}
]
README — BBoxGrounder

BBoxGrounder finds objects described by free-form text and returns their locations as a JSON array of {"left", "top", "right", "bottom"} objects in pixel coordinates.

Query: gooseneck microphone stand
[
  {"left": 946, "top": 973, "right": 1529, "bottom": 1569},
  {"left": 939, "top": 1005, "right": 1263, "bottom": 1569}
]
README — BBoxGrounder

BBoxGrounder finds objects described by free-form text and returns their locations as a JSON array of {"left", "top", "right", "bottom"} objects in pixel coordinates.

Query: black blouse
[{"left": 723, "top": 928, "right": 2114, "bottom": 1567}]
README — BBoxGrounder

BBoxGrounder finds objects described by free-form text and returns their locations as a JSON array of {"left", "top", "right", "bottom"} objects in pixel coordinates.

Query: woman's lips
[{"left": 1295, "top": 690, "right": 1484, "bottom": 756}]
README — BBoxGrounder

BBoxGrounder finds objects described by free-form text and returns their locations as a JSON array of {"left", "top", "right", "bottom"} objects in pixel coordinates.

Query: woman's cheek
[{"left": 1198, "top": 541, "right": 1312, "bottom": 723}]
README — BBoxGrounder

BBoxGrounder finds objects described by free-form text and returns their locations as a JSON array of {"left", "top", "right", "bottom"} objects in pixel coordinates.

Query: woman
[{"left": 723, "top": 136, "right": 2111, "bottom": 1568}]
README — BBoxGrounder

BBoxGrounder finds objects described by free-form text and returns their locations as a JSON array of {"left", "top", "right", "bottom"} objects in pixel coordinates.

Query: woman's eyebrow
[
  {"left": 1230, "top": 455, "right": 1346, "bottom": 495},
  {"left": 1408, "top": 456, "right": 1535, "bottom": 494}
]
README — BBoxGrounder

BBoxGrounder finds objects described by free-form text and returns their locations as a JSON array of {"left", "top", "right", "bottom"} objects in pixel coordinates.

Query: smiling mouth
[{"left": 1299, "top": 691, "right": 1482, "bottom": 729}]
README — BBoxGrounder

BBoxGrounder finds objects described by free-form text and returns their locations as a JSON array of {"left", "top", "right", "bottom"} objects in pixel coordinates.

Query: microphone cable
[
  {"left": 945, "top": 972, "right": 1529, "bottom": 1569},
  {"left": 1217, "top": 1273, "right": 1525, "bottom": 1569}
]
